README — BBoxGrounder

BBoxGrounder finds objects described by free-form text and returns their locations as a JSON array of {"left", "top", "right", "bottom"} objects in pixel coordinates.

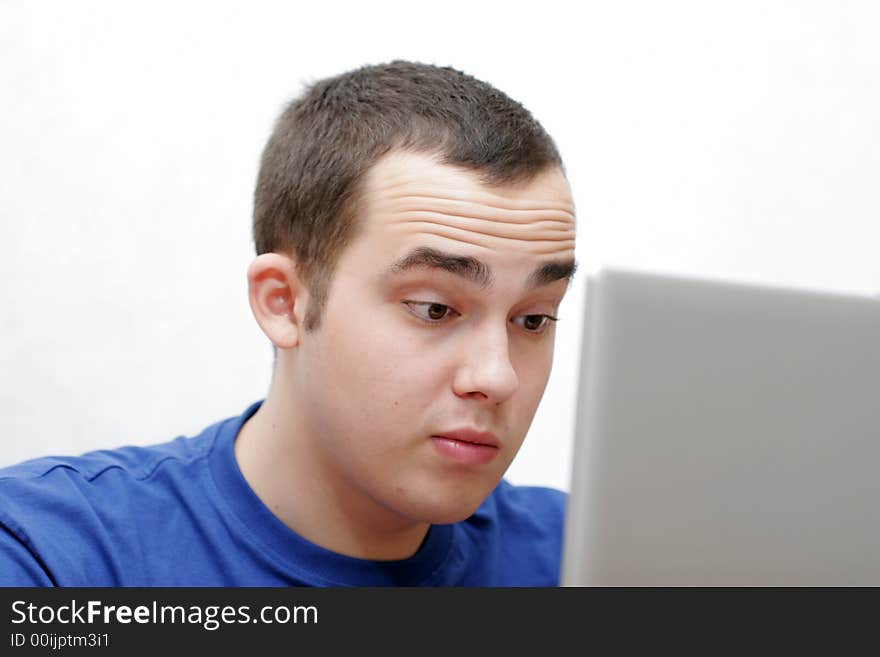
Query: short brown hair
[{"left": 253, "top": 60, "right": 563, "bottom": 331}]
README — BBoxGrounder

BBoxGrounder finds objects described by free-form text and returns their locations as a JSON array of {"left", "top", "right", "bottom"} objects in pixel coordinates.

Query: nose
[{"left": 452, "top": 323, "right": 519, "bottom": 404}]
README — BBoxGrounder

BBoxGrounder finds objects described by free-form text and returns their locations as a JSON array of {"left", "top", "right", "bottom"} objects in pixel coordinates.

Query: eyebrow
[
  {"left": 526, "top": 259, "right": 578, "bottom": 289},
  {"left": 387, "top": 246, "right": 577, "bottom": 291}
]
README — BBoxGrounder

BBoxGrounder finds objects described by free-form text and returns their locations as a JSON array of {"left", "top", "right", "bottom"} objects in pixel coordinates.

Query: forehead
[{"left": 353, "top": 151, "right": 576, "bottom": 269}]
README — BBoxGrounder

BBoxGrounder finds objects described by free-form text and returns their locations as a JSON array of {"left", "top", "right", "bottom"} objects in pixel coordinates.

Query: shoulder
[
  {"left": 0, "top": 431, "right": 215, "bottom": 499},
  {"left": 0, "top": 430, "right": 218, "bottom": 585}
]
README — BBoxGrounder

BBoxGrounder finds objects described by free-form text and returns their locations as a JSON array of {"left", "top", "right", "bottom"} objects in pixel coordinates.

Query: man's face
[{"left": 292, "top": 151, "right": 576, "bottom": 525}]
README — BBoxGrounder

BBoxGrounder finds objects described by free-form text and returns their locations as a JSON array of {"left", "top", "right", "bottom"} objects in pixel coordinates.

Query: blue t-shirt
[{"left": 0, "top": 401, "right": 566, "bottom": 586}]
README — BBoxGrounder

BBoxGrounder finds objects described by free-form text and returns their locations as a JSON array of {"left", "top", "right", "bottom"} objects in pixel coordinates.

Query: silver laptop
[{"left": 561, "top": 269, "right": 880, "bottom": 586}]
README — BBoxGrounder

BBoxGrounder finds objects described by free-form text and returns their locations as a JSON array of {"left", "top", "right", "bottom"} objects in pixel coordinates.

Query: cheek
[
  {"left": 511, "top": 345, "right": 555, "bottom": 413},
  {"left": 313, "top": 315, "right": 446, "bottom": 418}
]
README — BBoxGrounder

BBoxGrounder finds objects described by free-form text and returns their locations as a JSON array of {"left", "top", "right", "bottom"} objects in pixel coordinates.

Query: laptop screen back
[{"left": 561, "top": 269, "right": 880, "bottom": 585}]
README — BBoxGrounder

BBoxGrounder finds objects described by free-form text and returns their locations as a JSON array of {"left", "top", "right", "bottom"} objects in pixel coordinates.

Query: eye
[
  {"left": 403, "top": 301, "right": 459, "bottom": 323},
  {"left": 512, "top": 314, "right": 557, "bottom": 334}
]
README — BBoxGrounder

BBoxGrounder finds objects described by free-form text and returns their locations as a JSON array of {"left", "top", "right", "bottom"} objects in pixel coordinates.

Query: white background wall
[{"left": 2, "top": 1, "right": 878, "bottom": 491}]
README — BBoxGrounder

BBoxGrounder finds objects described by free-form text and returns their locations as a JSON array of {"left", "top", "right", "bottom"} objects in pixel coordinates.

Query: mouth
[{"left": 430, "top": 430, "right": 501, "bottom": 466}]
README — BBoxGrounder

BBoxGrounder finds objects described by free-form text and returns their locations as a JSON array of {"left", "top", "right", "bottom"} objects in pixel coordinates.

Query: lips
[
  {"left": 435, "top": 429, "right": 501, "bottom": 447},
  {"left": 430, "top": 429, "right": 501, "bottom": 466}
]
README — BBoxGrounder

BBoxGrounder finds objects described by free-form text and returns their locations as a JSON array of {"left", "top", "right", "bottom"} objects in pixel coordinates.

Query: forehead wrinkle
[
  {"left": 372, "top": 193, "right": 575, "bottom": 228},
  {"left": 370, "top": 196, "right": 575, "bottom": 246},
  {"left": 400, "top": 232, "right": 575, "bottom": 260},
  {"left": 388, "top": 246, "right": 494, "bottom": 290},
  {"left": 397, "top": 210, "right": 574, "bottom": 233},
  {"left": 395, "top": 213, "right": 573, "bottom": 243},
  {"left": 388, "top": 221, "right": 575, "bottom": 253},
  {"left": 364, "top": 165, "right": 575, "bottom": 219},
  {"left": 386, "top": 191, "right": 576, "bottom": 217}
]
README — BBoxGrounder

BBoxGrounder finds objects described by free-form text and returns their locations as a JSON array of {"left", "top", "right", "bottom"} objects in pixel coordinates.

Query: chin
[
  {"left": 382, "top": 471, "right": 502, "bottom": 525},
  {"left": 401, "top": 490, "right": 491, "bottom": 525}
]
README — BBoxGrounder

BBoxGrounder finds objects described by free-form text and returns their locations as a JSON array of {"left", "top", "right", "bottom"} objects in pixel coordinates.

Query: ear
[{"left": 246, "top": 253, "right": 308, "bottom": 350}]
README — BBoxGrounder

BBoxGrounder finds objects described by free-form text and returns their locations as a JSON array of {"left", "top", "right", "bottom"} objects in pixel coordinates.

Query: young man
[{"left": 0, "top": 61, "right": 577, "bottom": 586}]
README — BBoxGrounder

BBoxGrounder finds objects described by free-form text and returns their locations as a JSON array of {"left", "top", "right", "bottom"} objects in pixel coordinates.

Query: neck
[{"left": 233, "top": 377, "right": 431, "bottom": 561}]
